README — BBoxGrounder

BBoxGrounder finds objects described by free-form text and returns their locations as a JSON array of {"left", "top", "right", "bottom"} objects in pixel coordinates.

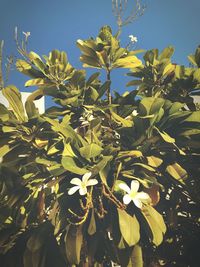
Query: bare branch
[
  {"left": 0, "top": 40, "right": 4, "bottom": 90},
  {"left": 112, "top": 0, "right": 146, "bottom": 30}
]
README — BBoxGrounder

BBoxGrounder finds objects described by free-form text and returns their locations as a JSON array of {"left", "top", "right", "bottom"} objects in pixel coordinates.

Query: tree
[{"left": 0, "top": 25, "right": 200, "bottom": 267}]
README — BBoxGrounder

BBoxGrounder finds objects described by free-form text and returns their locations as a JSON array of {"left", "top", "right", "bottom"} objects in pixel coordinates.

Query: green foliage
[
  {"left": 0, "top": 26, "right": 200, "bottom": 267},
  {"left": 127, "top": 46, "right": 200, "bottom": 110}
]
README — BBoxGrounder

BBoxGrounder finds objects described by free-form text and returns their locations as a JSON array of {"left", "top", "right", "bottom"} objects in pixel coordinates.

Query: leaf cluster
[{"left": 0, "top": 26, "right": 200, "bottom": 267}]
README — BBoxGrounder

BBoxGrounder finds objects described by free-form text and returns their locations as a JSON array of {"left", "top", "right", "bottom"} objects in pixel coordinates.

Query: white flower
[
  {"left": 119, "top": 180, "right": 150, "bottom": 208},
  {"left": 129, "top": 35, "right": 138, "bottom": 44},
  {"left": 132, "top": 110, "right": 138, "bottom": 116},
  {"left": 68, "top": 172, "right": 98, "bottom": 196},
  {"left": 22, "top": 31, "right": 31, "bottom": 42},
  {"left": 79, "top": 112, "right": 95, "bottom": 126},
  {"left": 125, "top": 110, "right": 138, "bottom": 120}
]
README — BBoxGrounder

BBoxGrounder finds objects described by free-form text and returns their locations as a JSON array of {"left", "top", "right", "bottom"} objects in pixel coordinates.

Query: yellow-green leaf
[
  {"left": 142, "top": 206, "right": 166, "bottom": 246},
  {"left": 129, "top": 245, "right": 143, "bottom": 267},
  {"left": 118, "top": 150, "right": 143, "bottom": 159},
  {"left": 113, "top": 56, "right": 142, "bottom": 69},
  {"left": 133, "top": 163, "right": 156, "bottom": 172},
  {"left": 118, "top": 209, "right": 140, "bottom": 247},
  {"left": 155, "top": 128, "right": 175, "bottom": 143},
  {"left": 2, "top": 86, "right": 26, "bottom": 122},
  {"left": 25, "top": 78, "right": 48, "bottom": 87},
  {"left": 147, "top": 156, "right": 163, "bottom": 167},
  {"left": 62, "top": 143, "right": 76, "bottom": 158},
  {"left": 80, "top": 143, "right": 103, "bottom": 159},
  {"left": 111, "top": 111, "right": 133, "bottom": 127},
  {"left": 166, "top": 163, "right": 187, "bottom": 184},
  {"left": 61, "top": 156, "right": 88, "bottom": 175},
  {"left": 162, "top": 63, "right": 175, "bottom": 76},
  {"left": 0, "top": 145, "right": 10, "bottom": 158}
]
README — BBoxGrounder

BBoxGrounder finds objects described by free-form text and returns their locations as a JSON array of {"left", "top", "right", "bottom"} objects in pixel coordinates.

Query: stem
[
  {"left": 0, "top": 40, "right": 4, "bottom": 90},
  {"left": 106, "top": 68, "right": 112, "bottom": 105}
]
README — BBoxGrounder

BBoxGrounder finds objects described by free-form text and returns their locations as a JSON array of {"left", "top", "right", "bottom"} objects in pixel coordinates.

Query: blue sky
[{"left": 0, "top": 0, "right": 200, "bottom": 106}]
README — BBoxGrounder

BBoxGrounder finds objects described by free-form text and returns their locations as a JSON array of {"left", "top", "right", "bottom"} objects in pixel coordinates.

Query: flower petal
[
  {"left": 123, "top": 194, "right": 132, "bottom": 205},
  {"left": 82, "top": 172, "right": 92, "bottom": 183},
  {"left": 79, "top": 187, "right": 87, "bottom": 195},
  {"left": 86, "top": 179, "right": 98, "bottom": 186},
  {"left": 136, "top": 192, "right": 150, "bottom": 201},
  {"left": 118, "top": 183, "right": 131, "bottom": 193},
  {"left": 70, "top": 178, "right": 82, "bottom": 186},
  {"left": 68, "top": 186, "right": 80, "bottom": 195},
  {"left": 131, "top": 180, "right": 140, "bottom": 193},
  {"left": 133, "top": 198, "right": 143, "bottom": 209}
]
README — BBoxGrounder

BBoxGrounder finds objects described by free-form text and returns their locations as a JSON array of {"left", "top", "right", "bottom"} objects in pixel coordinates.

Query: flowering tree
[{"left": 0, "top": 25, "right": 200, "bottom": 267}]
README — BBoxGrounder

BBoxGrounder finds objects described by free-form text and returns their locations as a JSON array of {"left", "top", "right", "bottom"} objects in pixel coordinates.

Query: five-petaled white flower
[
  {"left": 68, "top": 172, "right": 98, "bottom": 196},
  {"left": 119, "top": 180, "right": 150, "bottom": 208},
  {"left": 129, "top": 35, "right": 138, "bottom": 44}
]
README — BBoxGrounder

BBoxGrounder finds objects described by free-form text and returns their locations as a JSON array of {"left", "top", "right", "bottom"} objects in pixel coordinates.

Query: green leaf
[
  {"left": 44, "top": 117, "right": 80, "bottom": 144},
  {"left": 61, "top": 156, "right": 88, "bottom": 175},
  {"left": 2, "top": 86, "right": 26, "bottom": 122},
  {"left": 25, "top": 78, "right": 48, "bottom": 87},
  {"left": 86, "top": 72, "right": 100, "bottom": 86},
  {"left": 92, "top": 156, "right": 113, "bottom": 185},
  {"left": 97, "top": 80, "right": 111, "bottom": 100},
  {"left": 117, "top": 150, "right": 143, "bottom": 159},
  {"left": 133, "top": 163, "right": 156, "bottom": 172},
  {"left": 147, "top": 156, "right": 163, "bottom": 167},
  {"left": 65, "top": 225, "right": 83, "bottom": 265},
  {"left": 159, "top": 46, "right": 174, "bottom": 60},
  {"left": 77, "top": 40, "right": 97, "bottom": 58},
  {"left": 155, "top": 128, "right": 175, "bottom": 143},
  {"left": 0, "top": 104, "right": 9, "bottom": 121},
  {"left": 129, "top": 245, "right": 143, "bottom": 267},
  {"left": 113, "top": 47, "right": 127, "bottom": 61},
  {"left": 139, "top": 97, "right": 165, "bottom": 116},
  {"left": 174, "top": 65, "right": 185, "bottom": 79},
  {"left": 143, "top": 50, "right": 156, "bottom": 64},
  {"left": 182, "top": 111, "right": 200, "bottom": 123},
  {"left": 111, "top": 110, "right": 133, "bottom": 127},
  {"left": 32, "top": 58, "right": 47, "bottom": 75},
  {"left": 86, "top": 87, "right": 99, "bottom": 102},
  {"left": 48, "top": 164, "right": 66, "bottom": 176},
  {"left": 112, "top": 56, "right": 142, "bottom": 69},
  {"left": 168, "top": 102, "right": 184, "bottom": 115},
  {"left": 88, "top": 209, "right": 96, "bottom": 235},
  {"left": 16, "top": 59, "right": 44, "bottom": 78},
  {"left": 188, "top": 54, "right": 197, "bottom": 66},
  {"left": 62, "top": 142, "right": 77, "bottom": 157},
  {"left": 126, "top": 80, "right": 142, "bottom": 87},
  {"left": 26, "top": 89, "right": 44, "bottom": 101},
  {"left": 193, "top": 69, "right": 200, "bottom": 82},
  {"left": 162, "top": 63, "right": 175, "bottom": 76},
  {"left": 142, "top": 206, "right": 166, "bottom": 246},
  {"left": 80, "top": 55, "right": 101, "bottom": 69},
  {"left": 79, "top": 143, "right": 103, "bottom": 159},
  {"left": 166, "top": 163, "right": 187, "bottom": 184},
  {"left": 117, "top": 209, "right": 140, "bottom": 247},
  {"left": 25, "top": 100, "right": 39, "bottom": 118},
  {"left": 180, "top": 129, "right": 200, "bottom": 136},
  {"left": 0, "top": 145, "right": 10, "bottom": 158}
]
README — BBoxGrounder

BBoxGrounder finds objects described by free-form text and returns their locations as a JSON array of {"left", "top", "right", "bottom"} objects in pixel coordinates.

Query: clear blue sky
[{"left": 0, "top": 0, "right": 200, "bottom": 106}]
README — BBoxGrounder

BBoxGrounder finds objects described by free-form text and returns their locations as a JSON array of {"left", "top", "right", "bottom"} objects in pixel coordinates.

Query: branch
[{"left": 112, "top": 0, "right": 146, "bottom": 30}]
